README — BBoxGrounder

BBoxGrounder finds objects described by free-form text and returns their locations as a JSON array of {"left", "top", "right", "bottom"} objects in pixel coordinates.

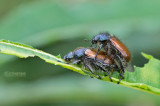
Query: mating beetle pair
[{"left": 64, "top": 32, "right": 134, "bottom": 84}]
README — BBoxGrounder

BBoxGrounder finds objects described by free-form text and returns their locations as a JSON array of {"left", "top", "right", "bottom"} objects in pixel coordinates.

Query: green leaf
[
  {"left": 0, "top": 40, "right": 85, "bottom": 75},
  {"left": 124, "top": 53, "right": 160, "bottom": 94},
  {"left": 0, "top": 40, "right": 160, "bottom": 95}
]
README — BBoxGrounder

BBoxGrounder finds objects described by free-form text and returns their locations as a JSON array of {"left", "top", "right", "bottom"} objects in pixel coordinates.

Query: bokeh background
[{"left": 0, "top": 0, "right": 160, "bottom": 105}]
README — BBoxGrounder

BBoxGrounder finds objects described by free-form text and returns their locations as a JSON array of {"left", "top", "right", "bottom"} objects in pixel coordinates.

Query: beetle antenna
[{"left": 84, "top": 39, "right": 91, "bottom": 42}]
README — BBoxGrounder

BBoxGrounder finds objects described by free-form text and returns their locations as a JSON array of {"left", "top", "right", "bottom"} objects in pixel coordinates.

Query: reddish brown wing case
[
  {"left": 85, "top": 49, "right": 113, "bottom": 64},
  {"left": 110, "top": 36, "right": 131, "bottom": 62}
]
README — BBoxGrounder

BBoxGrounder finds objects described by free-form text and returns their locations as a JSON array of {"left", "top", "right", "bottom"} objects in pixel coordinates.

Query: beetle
[
  {"left": 64, "top": 47, "right": 124, "bottom": 83},
  {"left": 86, "top": 32, "right": 134, "bottom": 77},
  {"left": 91, "top": 33, "right": 131, "bottom": 61}
]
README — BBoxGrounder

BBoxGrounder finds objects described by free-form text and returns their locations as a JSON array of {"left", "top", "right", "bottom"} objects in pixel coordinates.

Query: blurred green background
[{"left": 0, "top": 0, "right": 160, "bottom": 105}]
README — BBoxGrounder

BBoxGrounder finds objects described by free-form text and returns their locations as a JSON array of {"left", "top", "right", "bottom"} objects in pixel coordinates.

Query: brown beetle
[
  {"left": 64, "top": 47, "right": 125, "bottom": 83},
  {"left": 86, "top": 32, "right": 134, "bottom": 82}
]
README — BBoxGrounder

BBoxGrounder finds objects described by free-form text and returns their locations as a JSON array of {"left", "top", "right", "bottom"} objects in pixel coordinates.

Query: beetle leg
[
  {"left": 113, "top": 59, "right": 121, "bottom": 71},
  {"left": 115, "top": 54, "right": 125, "bottom": 72},
  {"left": 100, "top": 67, "right": 112, "bottom": 82},
  {"left": 71, "top": 60, "right": 81, "bottom": 65},
  {"left": 114, "top": 54, "right": 125, "bottom": 84},
  {"left": 95, "top": 63, "right": 112, "bottom": 81},
  {"left": 107, "top": 43, "right": 111, "bottom": 56},
  {"left": 118, "top": 72, "right": 124, "bottom": 84},
  {"left": 84, "top": 61, "right": 101, "bottom": 79},
  {"left": 95, "top": 43, "right": 103, "bottom": 60}
]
